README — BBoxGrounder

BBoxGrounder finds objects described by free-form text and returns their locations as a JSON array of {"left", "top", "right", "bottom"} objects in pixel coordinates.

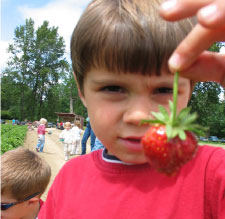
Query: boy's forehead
[
  {"left": 87, "top": 65, "right": 173, "bottom": 78},
  {"left": 86, "top": 67, "right": 191, "bottom": 84}
]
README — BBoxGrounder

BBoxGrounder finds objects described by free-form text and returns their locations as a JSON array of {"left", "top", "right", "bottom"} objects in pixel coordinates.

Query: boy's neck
[{"left": 102, "top": 148, "right": 133, "bottom": 165}]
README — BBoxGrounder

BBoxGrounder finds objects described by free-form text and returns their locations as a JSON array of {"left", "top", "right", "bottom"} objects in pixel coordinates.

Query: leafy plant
[{"left": 1, "top": 124, "right": 28, "bottom": 154}]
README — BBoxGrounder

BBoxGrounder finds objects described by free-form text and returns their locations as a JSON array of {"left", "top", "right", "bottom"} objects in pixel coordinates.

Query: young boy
[
  {"left": 39, "top": 0, "right": 225, "bottom": 218},
  {"left": 1, "top": 147, "right": 51, "bottom": 219}
]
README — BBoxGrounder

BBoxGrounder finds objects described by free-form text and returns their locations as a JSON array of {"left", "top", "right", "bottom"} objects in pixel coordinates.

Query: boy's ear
[
  {"left": 27, "top": 197, "right": 39, "bottom": 206},
  {"left": 73, "top": 72, "right": 87, "bottom": 107}
]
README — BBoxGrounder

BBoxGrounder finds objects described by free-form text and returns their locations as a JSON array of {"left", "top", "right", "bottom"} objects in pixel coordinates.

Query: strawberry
[{"left": 141, "top": 72, "right": 206, "bottom": 176}]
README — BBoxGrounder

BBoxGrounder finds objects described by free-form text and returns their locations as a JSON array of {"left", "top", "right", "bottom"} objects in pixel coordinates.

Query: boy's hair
[
  {"left": 40, "top": 118, "right": 47, "bottom": 125},
  {"left": 71, "top": 0, "right": 196, "bottom": 94},
  {"left": 1, "top": 147, "right": 51, "bottom": 201}
]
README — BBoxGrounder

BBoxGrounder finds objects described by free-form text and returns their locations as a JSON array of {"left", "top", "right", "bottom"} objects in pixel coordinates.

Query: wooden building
[{"left": 55, "top": 112, "right": 84, "bottom": 129}]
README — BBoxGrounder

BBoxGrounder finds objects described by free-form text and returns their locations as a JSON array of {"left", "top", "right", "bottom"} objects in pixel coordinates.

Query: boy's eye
[
  {"left": 101, "top": 85, "right": 124, "bottom": 93},
  {"left": 154, "top": 87, "right": 173, "bottom": 94}
]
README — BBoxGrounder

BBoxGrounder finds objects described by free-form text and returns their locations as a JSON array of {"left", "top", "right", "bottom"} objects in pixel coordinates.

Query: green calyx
[{"left": 141, "top": 72, "right": 207, "bottom": 140}]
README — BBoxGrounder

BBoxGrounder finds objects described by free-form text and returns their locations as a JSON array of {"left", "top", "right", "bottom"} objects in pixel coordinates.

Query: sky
[
  {"left": 1, "top": 0, "right": 91, "bottom": 70},
  {"left": 1, "top": 0, "right": 225, "bottom": 71}
]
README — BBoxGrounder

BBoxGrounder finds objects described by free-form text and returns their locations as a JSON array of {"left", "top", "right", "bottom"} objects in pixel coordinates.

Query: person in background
[
  {"left": 1, "top": 147, "right": 51, "bottom": 219},
  {"left": 71, "top": 121, "right": 83, "bottom": 155},
  {"left": 91, "top": 137, "right": 104, "bottom": 152},
  {"left": 60, "top": 121, "right": 64, "bottom": 130},
  {"left": 36, "top": 118, "right": 47, "bottom": 152},
  {"left": 12, "top": 119, "right": 15, "bottom": 125},
  {"left": 59, "top": 122, "right": 74, "bottom": 161},
  {"left": 81, "top": 117, "right": 96, "bottom": 154}
]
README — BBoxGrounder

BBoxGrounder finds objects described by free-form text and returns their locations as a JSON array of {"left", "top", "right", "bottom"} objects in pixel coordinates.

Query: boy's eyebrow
[
  {"left": 90, "top": 78, "right": 125, "bottom": 85},
  {"left": 90, "top": 76, "right": 189, "bottom": 87}
]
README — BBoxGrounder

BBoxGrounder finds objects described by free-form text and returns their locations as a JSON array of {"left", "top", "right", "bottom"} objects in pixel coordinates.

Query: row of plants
[{"left": 1, "top": 124, "right": 28, "bottom": 154}]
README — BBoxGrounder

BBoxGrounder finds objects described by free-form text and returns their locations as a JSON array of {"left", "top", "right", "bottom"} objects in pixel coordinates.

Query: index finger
[
  {"left": 159, "top": 0, "right": 213, "bottom": 21},
  {"left": 168, "top": 24, "right": 225, "bottom": 72}
]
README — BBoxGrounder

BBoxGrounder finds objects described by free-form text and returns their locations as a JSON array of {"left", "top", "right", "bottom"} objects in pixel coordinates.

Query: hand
[{"left": 159, "top": 0, "right": 225, "bottom": 86}]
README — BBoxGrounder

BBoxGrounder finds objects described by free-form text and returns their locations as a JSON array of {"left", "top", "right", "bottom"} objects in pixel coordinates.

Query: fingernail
[
  {"left": 199, "top": 4, "right": 217, "bottom": 19},
  {"left": 168, "top": 54, "right": 182, "bottom": 72},
  {"left": 161, "top": 0, "right": 177, "bottom": 11}
]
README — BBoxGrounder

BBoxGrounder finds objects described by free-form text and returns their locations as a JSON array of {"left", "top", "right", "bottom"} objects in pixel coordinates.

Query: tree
[
  {"left": 188, "top": 42, "right": 225, "bottom": 137},
  {"left": 188, "top": 82, "right": 225, "bottom": 136},
  {"left": 2, "top": 18, "right": 69, "bottom": 121},
  {"left": 58, "top": 67, "right": 87, "bottom": 118}
]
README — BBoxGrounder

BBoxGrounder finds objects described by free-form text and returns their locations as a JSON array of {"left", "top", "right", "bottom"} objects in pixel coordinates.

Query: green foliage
[
  {"left": 188, "top": 82, "right": 225, "bottom": 138},
  {"left": 1, "top": 18, "right": 84, "bottom": 121},
  {"left": 1, "top": 110, "right": 12, "bottom": 119},
  {"left": 1, "top": 124, "right": 28, "bottom": 154},
  {"left": 208, "top": 42, "right": 222, "bottom": 52},
  {"left": 187, "top": 42, "right": 225, "bottom": 138},
  {"left": 2, "top": 18, "right": 87, "bottom": 121}
]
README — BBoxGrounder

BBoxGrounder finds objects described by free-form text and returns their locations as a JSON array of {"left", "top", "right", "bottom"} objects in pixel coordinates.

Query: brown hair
[
  {"left": 71, "top": 0, "right": 196, "bottom": 94},
  {"left": 1, "top": 147, "right": 51, "bottom": 201}
]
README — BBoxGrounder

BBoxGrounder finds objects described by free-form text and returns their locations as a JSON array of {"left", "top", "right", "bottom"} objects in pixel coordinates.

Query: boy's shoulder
[
  {"left": 195, "top": 145, "right": 225, "bottom": 173},
  {"left": 197, "top": 145, "right": 225, "bottom": 158}
]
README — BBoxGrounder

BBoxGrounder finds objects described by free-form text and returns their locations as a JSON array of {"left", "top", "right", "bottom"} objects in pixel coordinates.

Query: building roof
[{"left": 55, "top": 112, "right": 83, "bottom": 118}]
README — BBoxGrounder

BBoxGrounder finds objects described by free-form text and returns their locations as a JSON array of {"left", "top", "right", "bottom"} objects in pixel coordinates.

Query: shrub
[{"left": 1, "top": 124, "right": 27, "bottom": 154}]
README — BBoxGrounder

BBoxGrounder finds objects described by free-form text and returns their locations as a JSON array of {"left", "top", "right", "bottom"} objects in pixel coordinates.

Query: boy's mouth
[{"left": 120, "top": 136, "right": 143, "bottom": 151}]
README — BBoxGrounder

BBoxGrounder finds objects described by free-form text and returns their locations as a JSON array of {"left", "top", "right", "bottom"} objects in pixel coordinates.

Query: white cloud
[
  {"left": 18, "top": 0, "right": 91, "bottom": 61},
  {"left": 220, "top": 45, "right": 225, "bottom": 54},
  {"left": 0, "top": 40, "right": 12, "bottom": 71}
]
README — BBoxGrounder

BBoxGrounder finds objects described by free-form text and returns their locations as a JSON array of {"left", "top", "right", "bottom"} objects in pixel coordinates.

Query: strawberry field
[{"left": 1, "top": 124, "right": 28, "bottom": 154}]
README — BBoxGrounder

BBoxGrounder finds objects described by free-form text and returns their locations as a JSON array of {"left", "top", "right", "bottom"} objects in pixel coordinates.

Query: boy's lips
[{"left": 119, "top": 136, "right": 143, "bottom": 151}]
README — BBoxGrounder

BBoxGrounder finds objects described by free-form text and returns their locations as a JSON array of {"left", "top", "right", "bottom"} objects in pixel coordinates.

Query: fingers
[
  {"left": 168, "top": 24, "right": 225, "bottom": 72},
  {"left": 160, "top": 0, "right": 225, "bottom": 83},
  {"left": 177, "top": 51, "right": 225, "bottom": 87},
  {"left": 198, "top": 0, "right": 225, "bottom": 28},
  {"left": 159, "top": 0, "right": 213, "bottom": 21}
]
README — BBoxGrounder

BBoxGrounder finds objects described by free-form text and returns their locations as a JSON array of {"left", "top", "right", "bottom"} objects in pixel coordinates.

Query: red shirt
[
  {"left": 37, "top": 124, "right": 46, "bottom": 135},
  {"left": 39, "top": 199, "right": 44, "bottom": 209},
  {"left": 39, "top": 146, "right": 225, "bottom": 219}
]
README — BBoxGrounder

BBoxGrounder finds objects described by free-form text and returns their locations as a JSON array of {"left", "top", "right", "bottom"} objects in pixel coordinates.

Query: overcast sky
[{"left": 1, "top": 0, "right": 225, "bottom": 71}]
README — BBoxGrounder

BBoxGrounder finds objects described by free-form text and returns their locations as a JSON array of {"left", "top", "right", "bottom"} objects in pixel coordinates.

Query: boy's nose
[{"left": 123, "top": 98, "right": 152, "bottom": 126}]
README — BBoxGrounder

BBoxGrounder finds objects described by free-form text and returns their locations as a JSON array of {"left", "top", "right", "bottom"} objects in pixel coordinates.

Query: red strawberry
[
  {"left": 141, "top": 72, "right": 206, "bottom": 176},
  {"left": 142, "top": 125, "right": 198, "bottom": 175}
]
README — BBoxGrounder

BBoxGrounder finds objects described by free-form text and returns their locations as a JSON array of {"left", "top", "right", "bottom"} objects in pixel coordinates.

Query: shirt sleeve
[{"left": 205, "top": 148, "right": 225, "bottom": 219}]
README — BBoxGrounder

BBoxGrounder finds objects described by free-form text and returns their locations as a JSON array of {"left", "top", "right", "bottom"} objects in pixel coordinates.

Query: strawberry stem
[{"left": 172, "top": 72, "right": 179, "bottom": 125}]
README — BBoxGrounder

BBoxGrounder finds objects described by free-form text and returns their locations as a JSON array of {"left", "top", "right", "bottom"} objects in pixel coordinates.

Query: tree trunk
[{"left": 70, "top": 91, "right": 74, "bottom": 113}]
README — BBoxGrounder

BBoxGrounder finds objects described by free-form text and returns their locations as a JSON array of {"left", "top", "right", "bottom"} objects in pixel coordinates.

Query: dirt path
[{"left": 23, "top": 128, "right": 91, "bottom": 200}]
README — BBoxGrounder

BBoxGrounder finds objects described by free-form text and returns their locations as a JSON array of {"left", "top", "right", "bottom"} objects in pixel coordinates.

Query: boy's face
[
  {"left": 80, "top": 68, "right": 191, "bottom": 164},
  {"left": 1, "top": 192, "right": 39, "bottom": 219}
]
